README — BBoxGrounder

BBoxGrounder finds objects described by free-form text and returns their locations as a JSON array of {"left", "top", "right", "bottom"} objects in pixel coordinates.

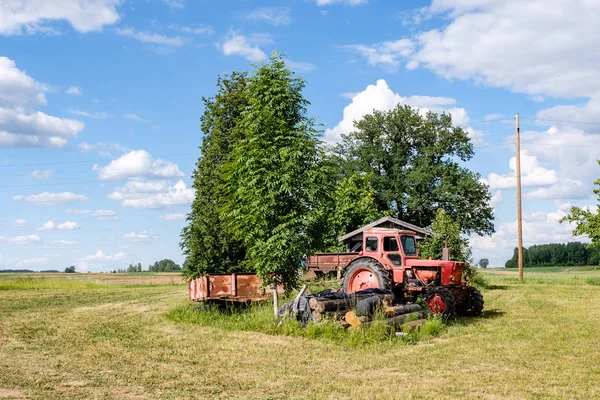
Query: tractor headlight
[
  {"left": 406, "top": 270, "right": 413, "bottom": 278},
  {"left": 450, "top": 275, "right": 454, "bottom": 282}
]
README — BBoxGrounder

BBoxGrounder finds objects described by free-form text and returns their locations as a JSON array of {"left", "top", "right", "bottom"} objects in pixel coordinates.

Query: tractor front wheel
[{"left": 424, "top": 287, "right": 455, "bottom": 319}]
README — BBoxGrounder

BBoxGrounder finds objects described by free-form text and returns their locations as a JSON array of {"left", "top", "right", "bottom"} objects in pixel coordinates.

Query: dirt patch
[{"left": 0, "top": 388, "right": 25, "bottom": 398}]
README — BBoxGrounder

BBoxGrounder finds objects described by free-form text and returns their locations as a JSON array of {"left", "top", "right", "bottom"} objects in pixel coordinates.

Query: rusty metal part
[{"left": 188, "top": 273, "right": 284, "bottom": 303}]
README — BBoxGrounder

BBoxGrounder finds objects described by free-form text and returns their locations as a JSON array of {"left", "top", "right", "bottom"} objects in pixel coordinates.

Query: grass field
[{"left": 1, "top": 268, "right": 600, "bottom": 399}]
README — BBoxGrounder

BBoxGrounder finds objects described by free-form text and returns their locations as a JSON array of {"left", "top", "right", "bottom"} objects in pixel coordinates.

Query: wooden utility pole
[{"left": 515, "top": 113, "right": 524, "bottom": 281}]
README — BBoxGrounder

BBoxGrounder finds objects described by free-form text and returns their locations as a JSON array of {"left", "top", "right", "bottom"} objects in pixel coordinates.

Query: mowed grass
[{"left": 1, "top": 269, "right": 600, "bottom": 399}]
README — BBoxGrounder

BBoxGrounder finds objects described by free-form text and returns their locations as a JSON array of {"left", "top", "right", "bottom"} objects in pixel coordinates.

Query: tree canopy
[
  {"left": 561, "top": 160, "right": 600, "bottom": 248},
  {"left": 222, "top": 51, "right": 326, "bottom": 290},
  {"left": 181, "top": 72, "right": 249, "bottom": 279},
  {"left": 335, "top": 105, "right": 494, "bottom": 236},
  {"left": 505, "top": 242, "right": 600, "bottom": 268},
  {"left": 478, "top": 258, "right": 489, "bottom": 268},
  {"left": 149, "top": 259, "right": 182, "bottom": 272}
]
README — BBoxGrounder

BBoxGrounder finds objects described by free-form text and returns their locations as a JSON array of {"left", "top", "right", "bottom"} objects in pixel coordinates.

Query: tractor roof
[{"left": 338, "top": 216, "right": 432, "bottom": 242}]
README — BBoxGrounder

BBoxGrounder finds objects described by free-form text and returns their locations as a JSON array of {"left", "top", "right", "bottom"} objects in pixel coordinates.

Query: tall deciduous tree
[
  {"left": 420, "top": 209, "right": 473, "bottom": 264},
  {"left": 561, "top": 160, "right": 600, "bottom": 248},
  {"left": 180, "top": 72, "right": 249, "bottom": 279},
  {"left": 223, "top": 52, "right": 326, "bottom": 290},
  {"left": 336, "top": 105, "right": 494, "bottom": 236}
]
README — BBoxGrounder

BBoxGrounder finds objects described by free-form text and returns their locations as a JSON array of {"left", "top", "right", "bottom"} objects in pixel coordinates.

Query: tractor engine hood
[{"left": 405, "top": 259, "right": 465, "bottom": 286}]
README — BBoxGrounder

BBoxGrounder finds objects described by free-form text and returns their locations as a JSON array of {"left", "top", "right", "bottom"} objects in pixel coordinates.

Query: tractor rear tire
[
  {"left": 456, "top": 286, "right": 484, "bottom": 316},
  {"left": 342, "top": 259, "right": 391, "bottom": 294},
  {"left": 424, "top": 287, "right": 455, "bottom": 319}
]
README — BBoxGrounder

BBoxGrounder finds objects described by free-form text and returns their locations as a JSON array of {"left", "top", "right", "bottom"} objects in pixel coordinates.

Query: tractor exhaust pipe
[{"left": 442, "top": 237, "right": 450, "bottom": 261}]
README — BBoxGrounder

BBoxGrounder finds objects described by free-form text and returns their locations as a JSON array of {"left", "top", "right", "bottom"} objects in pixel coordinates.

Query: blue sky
[{"left": 1, "top": 0, "right": 599, "bottom": 271}]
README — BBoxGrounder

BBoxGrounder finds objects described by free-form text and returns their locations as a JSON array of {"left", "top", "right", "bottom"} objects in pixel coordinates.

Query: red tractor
[{"left": 307, "top": 228, "right": 483, "bottom": 318}]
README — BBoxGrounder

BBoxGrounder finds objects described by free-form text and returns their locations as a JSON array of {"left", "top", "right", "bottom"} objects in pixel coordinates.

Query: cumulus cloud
[
  {"left": 487, "top": 150, "right": 558, "bottom": 190},
  {"left": 13, "top": 219, "right": 27, "bottom": 227},
  {"left": 0, "top": 0, "right": 121, "bottom": 35},
  {"left": 93, "top": 150, "right": 184, "bottom": 180},
  {"left": 57, "top": 221, "right": 79, "bottom": 230},
  {"left": 0, "top": 234, "right": 42, "bottom": 244},
  {"left": 245, "top": 7, "right": 292, "bottom": 26},
  {"left": 124, "top": 231, "right": 157, "bottom": 243},
  {"left": 471, "top": 206, "right": 588, "bottom": 267},
  {"left": 0, "top": 57, "right": 47, "bottom": 106},
  {"left": 29, "top": 169, "right": 54, "bottom": 179},
  {"left": 324, "top": 79, "right": 469, "bottom": 144},
  {"left": 0, "top": 57, "right": 85, "bottom": 148},
  {"left": 218, "top": 32, "right": 273, "bottom": 62},
  {"left": 39, "top": 221, "right": 56, "bottom": 231},
  {"left": 14, "top": 192, "right": 88, "bottom": 206},
  {"left": 108, "top": 180, "right": 194, "bottom": 209},
  {"left": 77, "top": 250, "right": 126, "bottom": 271},
  {"left": 158, "top": 213, "right": 186, "bottom": 221},
  {"left": 65, "top": 86, "right": 82, "bottom": 96}
]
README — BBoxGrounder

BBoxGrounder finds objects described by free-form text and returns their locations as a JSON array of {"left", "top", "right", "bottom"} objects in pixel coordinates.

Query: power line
[{"left": 524, "top": 117, "right": 600, "bottom": 127}]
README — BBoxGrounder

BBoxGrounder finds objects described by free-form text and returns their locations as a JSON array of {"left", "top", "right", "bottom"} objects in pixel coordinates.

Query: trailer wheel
[
  {"left": 424, "top": 287, "right": 455, "bottom": 319},
  {"left": 456, "top": 286, "right": 484, "bottom": 316},
  {"left": 342, "top": 259, "right": 391, "bottom": 294}
]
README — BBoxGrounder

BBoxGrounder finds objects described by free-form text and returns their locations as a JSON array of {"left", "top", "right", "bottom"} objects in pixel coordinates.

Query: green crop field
[{"left": 1, "top": 268, "right": 600, "bottom": 399}]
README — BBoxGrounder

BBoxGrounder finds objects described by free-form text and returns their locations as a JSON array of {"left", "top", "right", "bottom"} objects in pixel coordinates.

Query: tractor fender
[{"left": 345, "top": 256, "right": 389, "bottom": 271}]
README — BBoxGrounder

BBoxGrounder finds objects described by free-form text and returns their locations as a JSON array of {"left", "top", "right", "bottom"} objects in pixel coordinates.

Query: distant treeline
[
  {"left": 0, "top": 269, "right": 61, "bottom": 273},
  {"left": 505, "top": 242, "right": 600, "bottom": 268}
]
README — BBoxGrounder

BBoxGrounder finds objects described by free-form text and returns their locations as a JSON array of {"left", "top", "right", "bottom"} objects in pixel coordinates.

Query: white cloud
[
  {"left": 108, "top": 180, "right": 194, "bottom": 209},
  {"left": 68, "top": 109, "right": 111, "bottom": 119},
  {"left": 39, "top": 221, "right": 56, "bottom": 231},
  {"left": 52, "top": 240, "right": 78, "bottom": 246},
  {"left": 173, "top": 24, "right": 214, "bottom": 35},
  {"left": 491, "top": 190, "right": 502, "bottom": 208},
  {"left": 58, "top": 221, "right": 79, "bottom": 230},
  {"left": 487, "top": 150, "right": 558, "bottom": 190},
  {"left": 124, "top": 231, "right": 157, "bottom": 243},
  {"left": 524, "top": 179, "right": 588, "bottom": 201},
  {"left": 16, "top": 257, "right": 47, "bottom": 267},
  {"left": 218, "top": 32, "right": 272, "bottom": 62},
  {"left": 471, "top": 206, "right": 588, "bottom": 267},
  {"left": 79, "top": 250, "right": 126, "bottom": 262},
  {"left": 324, "top": 79, "right": 469, "bottom": 144},
  {"left": 66, "top": 208, "right": 91, "bottom": 215},
  {"left": 317, "top": 0, "right": 368, "bottom": 5},
  {"left": 245, "top": 7, "right": 292, "bottom": 26},
  {"left": 66, "top": 208, "right": 117, "bottom": 220},
  {"left": 93, "top": 150, "right": 184, "bottom": 180},
  {"left": 29, "top": 169, "right": 54, "bottom": 180},
  {"left": 0, "top": 57, "right": 47, "bottom": 106},
  {"left": 343, "top": 39, "right": 415, "bottom": 72},
  {"left": 163, "top": 0, "right": 184, "bottom": 9},
  {"left": 123, "top": 113, "right": 150, "bottom": 122},
  {"left": 0, "top": 0, "right": 121, "bottom": 35},
  {"left": 91, "top": 209, "right": 116, "bottom": 217},
  {"left": 286, "top": 60, "right": 316, "bottom": 73},
  {"left": 13, "top": 219, "right": 27, "bottom": 227},
  {"left": 358, "top": 1, "right": 600, "bottom": 99},
  {"left": 158, "top": 213, "right": 186, "bottom": 221},
  {"left": 14, "top": 192, "right": 88, "bottom": 206},
  {"left": 0, "top": 234, "right": 42, "bottom": 245},
  {"left": 116, "top": 27, "right": 184, "bottom": 47},
  {"left": 484, "top": 113, "right": 504, "bottom": 122},
  {"left": 65, "top": 86, "right": 82, "bottom": 96}
]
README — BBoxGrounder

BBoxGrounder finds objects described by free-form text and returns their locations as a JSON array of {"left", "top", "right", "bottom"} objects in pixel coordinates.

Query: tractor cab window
[
  {"left": 365, "top": 237, "right": 378, "bottom": 252},
  {"left": 383, "top": 236, "right": 399, "bottom": 252},
  {"left": 401, "top": 236, "right": 417, "bottom": 256}
]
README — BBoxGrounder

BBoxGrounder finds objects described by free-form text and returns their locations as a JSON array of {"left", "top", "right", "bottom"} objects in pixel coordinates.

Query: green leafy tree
[
  {"left": 335, "top": 105, "right": 494, "bottom": 236},
  {"left": 181, "top": 72, "right": 249, "bottom": 279},
  {"left": 64, "top": 266, "right": 76, "bottom": 273},
  {"left": 223, "top": 51, "right": 326, "bottom": 290},
  {"left": 478, "top": 258, "right": 489, "bottom": 268},
  {"left": 561, "top": 161, "right": 600, "bottom": 249},
  {"left": 420, "top": 209, "right": 473, "bottom": 263},
  {"left": 149, "top": 259, "right": 182, "bottom": 272}
]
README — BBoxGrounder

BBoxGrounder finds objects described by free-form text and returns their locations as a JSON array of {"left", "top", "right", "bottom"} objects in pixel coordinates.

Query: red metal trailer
[{"left": 188, "top": 273, "right": 284, "bottom": 303}]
